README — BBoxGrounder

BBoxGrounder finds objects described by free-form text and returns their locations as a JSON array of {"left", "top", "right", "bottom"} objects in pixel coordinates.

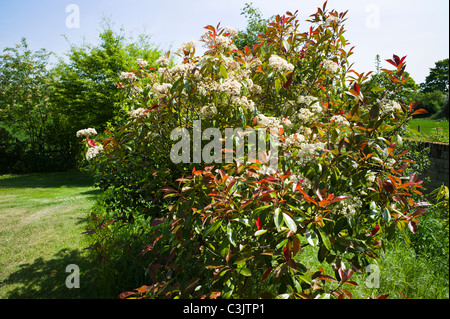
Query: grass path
[{"left": 0, "top": 172, "right": 100, "bottom": 298}]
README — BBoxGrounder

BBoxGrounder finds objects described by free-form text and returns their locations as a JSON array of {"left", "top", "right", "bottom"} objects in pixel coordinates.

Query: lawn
[
  {"left": 407, "top": 118, "right": 449, "bottom": 143},
  {"left": 0, "top": 172, "right": 100, "bottom": 298}
]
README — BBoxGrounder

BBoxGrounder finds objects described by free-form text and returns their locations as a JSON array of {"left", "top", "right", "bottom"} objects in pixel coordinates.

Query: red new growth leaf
[
  {"left": 370, "top": 224, "right": 380, "bottom": 236},
  {"left": 261, "top": 266, "right": 274, "bottom": 282},
  {"left": 256, "top": 217, "right": 262, "bottom": 230}
]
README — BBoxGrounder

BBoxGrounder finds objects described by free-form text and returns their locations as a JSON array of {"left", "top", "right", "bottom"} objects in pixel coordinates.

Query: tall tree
[
  {"left": 52, "top": 23, "right": 162, "bottom": 135},
  {"left": 234, "top": 3, "right": 271, "bottom": 50},
  {"left": 420, "top": 58, "right": 449, "bottom": 93},
  {"left": 0, "top": 38, "right": 53, "bottom": 154}
]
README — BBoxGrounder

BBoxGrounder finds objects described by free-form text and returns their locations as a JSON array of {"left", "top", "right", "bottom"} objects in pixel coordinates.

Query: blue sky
[{"left": 0, "top": 0, "right": 448, "bottom": 84}]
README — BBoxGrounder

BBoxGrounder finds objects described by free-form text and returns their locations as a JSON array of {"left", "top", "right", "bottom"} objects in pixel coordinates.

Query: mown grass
[
  {"left": 0, "top": 172, "right": 100, "bottom": 298},
  {"left": 406, "top": 118, "right": 449, "bottom": 143}
]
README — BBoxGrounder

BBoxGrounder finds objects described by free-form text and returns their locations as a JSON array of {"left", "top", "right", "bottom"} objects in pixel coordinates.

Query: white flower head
[
  {"left": 119, "top": 71, "right": 137, "bottom": 82},
  {"left": 129, "top": 108, "right": 149, "bottom": 118},
  {"left": 380, "top": 98, "right": 402, "bottom": 115},
  {"left": 176, "top": 40, "right": 196, "bottom": 55},
  {"left": 76, "top": 128, "right": 97, "bottom": 138},
  {"left": 86, "top": 144, "right": 103, "bottom": 161},
  {"left": 323, "top": 59, "right": 339, "bottom": 73},
  {"left": 330, "top": 115, "right": 350, "bottom": 127},
  {"left": 155, "top": 56, "right": 170, "bottom": 67},
  {"left": 136, "top": 58, "right": 148, "bottom": 67},
  {"left": 268, "top": 55, "right": 294, "bottom": 73},
  {"left": 335, "top": 196, "right": 362, "bottom": 216}
]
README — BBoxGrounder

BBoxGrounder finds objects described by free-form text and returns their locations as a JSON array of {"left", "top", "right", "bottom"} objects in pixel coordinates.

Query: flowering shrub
[{"left": 80, "top": 2, "right": 430, "bottom": 299}]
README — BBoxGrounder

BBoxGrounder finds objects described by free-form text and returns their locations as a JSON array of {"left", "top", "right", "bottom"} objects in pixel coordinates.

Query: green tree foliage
[
  {"left": 0, "top": 38, "right": 71, "bottom": 172},
  {"left": 0, "top": 38, "right": 53, "bottom": 150},
  {"left": 234, "top": 3, "right": 271, "bottom": 50},
  {"left": 420, "top": 58, "right": 449, "bottom": 93},
  {"left": 414, "top": 90, "right": 447, "bottom": 117},
  {"left": 52, "top": 24, "right": 162, "bottom": 135}
]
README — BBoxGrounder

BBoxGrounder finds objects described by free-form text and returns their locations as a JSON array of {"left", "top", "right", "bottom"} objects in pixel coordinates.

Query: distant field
[{"left": 407, "top": 118, "right": 449, "bottom": 143}]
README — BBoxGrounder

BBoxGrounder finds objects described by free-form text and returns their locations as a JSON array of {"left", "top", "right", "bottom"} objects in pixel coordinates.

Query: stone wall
[{"left": 420, "top": 141, "right": 449, "bottom": 191}]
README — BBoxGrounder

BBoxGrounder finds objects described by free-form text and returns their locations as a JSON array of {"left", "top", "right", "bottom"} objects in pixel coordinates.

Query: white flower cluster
[
  {"left": 335, "top": 196, "right": 362, "bottom": 216},
  {"left": 366, "top": 170, "right": 376, "bottom": 184},
  {"left": 136, "top": 58, "right": 148, "bottom": 67},
  {"left": 297, "top": 95, "right": 323, "bottom": 113},
  {"left": 119, "top": 71, "right": 137, "bottom": 82},
  {"left": 231, "top": 95, "right": 255, "bottom": 112},
  {"left": 86, "top": 144, "right": 103, "bottom": 161},
  {"left": 283, "top": 133, "right": 307, "bottom": 148},
  {"left": 380, "top": 98, "right": 402, "bottom": 114},
  {"left": 197, "top": 78, "right": 220, "bottom": 96},
  {"left": 297, "top": 108, "right": 315, "bottom": 122},
  {"left": 153, "top": 83, "right": 172, "bottom": 98},
  {"left": 257, "top": 114, "right": 293, "bottom": 130},
  {"left": 384, "top": 158, "right": 396, "bottom": 169},
  {"left": 326, "top": 15, "right": 340, "bottom": 25},
  {"left": 130, "top": 86, "right": 143, "bottom": 95},
  {"left": 155, "top": 56, "right": 170, "bottom": 67},
  {"left": 129, "top": 108, "right": 149, "bottom": 118},
  {"left": 287, "top": 173, "right": 312, "bottom": 191},
  {"left": 296, "top": 142, "right": 326, "bottom": 161},
  {"left": 76, "top": 128, "right": 97, "bottom": 137},
  {"left": 218, "top": 78, "right": 242, "bottom": 96},
  {"left": 200, "top": 31, "right": 236, "bottom": 51},
  {"left": 268, "top": 55, "right": 295, "bottom": 73},
  {"left": 199, "top": 104, "right": 218, "bottom": 119},
  {"left": 158, "top": 62, "right": 197, "bottom": 82},
  {"left": 323, "top": 59, "right": 339, "bottom": 73},
  {"left": 176, "top": 40, "right": 196, "bottom": 55},
  {"left": 330, "top": 114, "right": 350, "bottom": 127},
  {"left": 224, "top": 26, "right": 238, "bottom": 37}
]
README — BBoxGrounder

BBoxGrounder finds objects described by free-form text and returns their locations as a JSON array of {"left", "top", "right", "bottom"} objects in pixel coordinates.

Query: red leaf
[
  {"left": 353, "top": 82, "right": 360, "bottom": 95},
  {"left": 261, "top": 267, "right": 274, "bottom": 282},
  {"left": 286, "top": 258, "right": 297, "bottom": 270},
  {"left": 317, "top": 274, "right": 338, "bottom": 282},
  {"left": 119, "top": 291, "right": 137, "bottom": 299},
  {"left": 338, "top": 269, "right": 354, "bottom": 282},
  {"left": 370, "top": 224, "right": 380, "bottom": 236},
  {"left": 150, "top": 218, "right": 166, "bottom": 227},
  {"left": 210, "top": 292, "right": 221, "bottom": 299},
  {"left": 256, "top": 217, "right": 262, "bottom": 231},
  {"left": 411, "top": 108, "right": 428, "bottom": 116}
]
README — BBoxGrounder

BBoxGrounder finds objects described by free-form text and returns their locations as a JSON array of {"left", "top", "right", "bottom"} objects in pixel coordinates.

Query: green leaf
[
  {"left": 255, "top": 229, "right": 267, "bottom": 236},
  {"left": 318, "top": 229, "right": 331, "bottom": 250},
  {"left": 227, "top": 223, "right": 237, "bottom": 247},
  {"left": 306, "top": 228, "right": 318, "bottom": 247},
  {"left": 283, "top": 212, "right": 297, "bottom": 233},
  {"left": 203, "top": 220, "right": 222, "bottom": 238},
  {"left": 382, "top": 207, "right": 391, "bottom": 223},
  {"left": 274, "top": 78, "right": 281, "bottom": 92},
  {"left": 274, "top": 207, "right": 283, "bottom": 230},
  {"left": 238, "top": 267, "right": 252, "bottom": 277},
  {"left": 219, "top": 64, "right": 227, "bottom": 78}
]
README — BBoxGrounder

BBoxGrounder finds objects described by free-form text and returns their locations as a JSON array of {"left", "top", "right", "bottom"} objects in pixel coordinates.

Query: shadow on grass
[
  {"left": 0, "top": 171, "right": 95, "bottom": 189},
  {"left": 1, "top": 248, "right": 102, "bottom": 299}
]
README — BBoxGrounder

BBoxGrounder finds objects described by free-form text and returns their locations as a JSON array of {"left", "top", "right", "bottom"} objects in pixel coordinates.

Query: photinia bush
[{"left": 78, "top": 2, "right": 430, "bottom": 299}]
